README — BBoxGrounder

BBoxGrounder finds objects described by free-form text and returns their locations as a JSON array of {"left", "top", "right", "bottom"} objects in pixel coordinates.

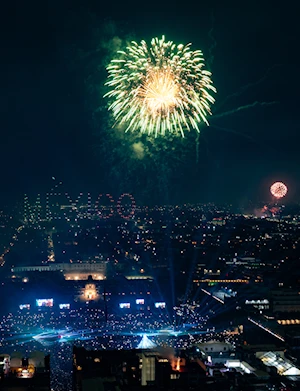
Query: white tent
[{"left": 137, "top": 334, "right": 156, "bottom": 349}]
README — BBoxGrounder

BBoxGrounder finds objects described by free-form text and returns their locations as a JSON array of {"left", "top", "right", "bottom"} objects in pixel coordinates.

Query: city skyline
[{"left": 2, "top": 200, "right": 300, "bottom": 390}]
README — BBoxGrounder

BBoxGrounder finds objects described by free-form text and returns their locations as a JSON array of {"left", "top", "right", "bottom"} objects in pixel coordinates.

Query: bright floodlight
[
  {"left": 270, "top": 182, "right": 288, "bottom": 199},
  {"left": 137, "top": 334, "right": 157, "bottom": 349}
]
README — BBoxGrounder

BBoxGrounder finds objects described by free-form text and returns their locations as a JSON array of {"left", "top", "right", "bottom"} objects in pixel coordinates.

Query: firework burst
[
  {"left": 104, "top": 36, "right": 216, "bottom": 137},
  {"left": 270, "top": 182, "right": 288, "bottom": 199}
]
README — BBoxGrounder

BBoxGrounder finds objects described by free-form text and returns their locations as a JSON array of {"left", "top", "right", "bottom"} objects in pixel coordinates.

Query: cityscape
[
  {"left": 1, "top": 1, "right": 300, "bottom": 390},
  {"left": 2, "top": 187, "right": 300, "bottom": 390}
]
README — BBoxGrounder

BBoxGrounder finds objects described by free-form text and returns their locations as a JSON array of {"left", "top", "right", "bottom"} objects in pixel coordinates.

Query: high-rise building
[
  {"left": 72, "top": 346, "right": 207, "bottom": 391},
  {"left": 0, "top": 352, "right": 50, "bottom": 391}
]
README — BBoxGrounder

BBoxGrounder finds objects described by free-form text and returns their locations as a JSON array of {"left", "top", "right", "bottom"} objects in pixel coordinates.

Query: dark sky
[{"left": 0, "top": 0, "right": 299, "bottom": 205}]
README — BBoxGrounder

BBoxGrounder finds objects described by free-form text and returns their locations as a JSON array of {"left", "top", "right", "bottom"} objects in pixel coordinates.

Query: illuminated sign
[
  {"left": 36, "top": 299, "right": 53, "bottom": 307},
  {"left": 59, "top": 304, "right": 70, "bottom": 309},
  {"left": 155, "top": 302, "right": 166, "bottom": 309},
  {"left": 119, "top": 303, "right": 130, "bottom": 309},
  {"left": 136, "top": 299, "right": 144, "bottom": 305},
  {"left": 19, "top": 304, "right": 30, "bottom": 310}
]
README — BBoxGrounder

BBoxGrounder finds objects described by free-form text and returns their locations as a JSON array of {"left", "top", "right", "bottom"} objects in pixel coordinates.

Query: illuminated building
[
  {"left": 140, "top": 353, "right": 156, "bottom": 386},
  {"left": 73, "top": 347, "right": 140, "bottom": 391},
  {"left": 196, "top": 340, "right": 234, "bottom": 364},
  {"left": 11, "top": 261, "right": 106, "bottom": 281},
  {"left": 72, "top": 346, "right": 207, "bottom": 390},
  {"left": 0, "top": 351, "right": 50, "bottom": 390},
  {"left": 193, "top": 279, "right": 249, "bottom": 285},
  {"left": 78, "top": 282, "right": 100, "bottom": 302},
  {"left": 244, "top": 299, "right": 270, "bottom": 311},
  {"left": 257, "top": 351, "right": 300, "bottom": 376}
]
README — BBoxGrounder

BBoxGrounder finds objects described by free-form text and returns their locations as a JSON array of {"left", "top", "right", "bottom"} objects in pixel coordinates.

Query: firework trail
[
  {"left": 216, "top": 64, "right": 282, "bottom": 111},
  {"left": 207, "top": 10, "right": 217, "bottom": 70},
  {"left": 212, "top": 101, "right": 277, "bottom": 120}
]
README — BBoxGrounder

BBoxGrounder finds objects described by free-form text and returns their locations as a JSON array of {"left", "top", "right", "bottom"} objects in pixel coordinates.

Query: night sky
[{"left": 1, "top": 0, "right": 299, "bottom": 205}]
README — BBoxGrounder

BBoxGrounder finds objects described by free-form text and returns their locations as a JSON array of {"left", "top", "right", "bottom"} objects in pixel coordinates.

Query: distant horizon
[{"left": 1, "top": 196, "right": 298, "bottom": 223}]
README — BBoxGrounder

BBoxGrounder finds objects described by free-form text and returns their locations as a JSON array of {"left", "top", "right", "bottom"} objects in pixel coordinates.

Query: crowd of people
[{"left": 0, "top": 303, "right": 237, "bottom": 390}]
